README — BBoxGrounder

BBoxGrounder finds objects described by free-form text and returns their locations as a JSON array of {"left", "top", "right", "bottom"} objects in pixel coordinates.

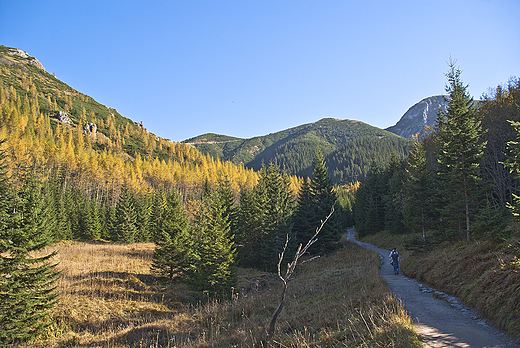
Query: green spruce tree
[
  {"left": 291, "top": 176, "right": 315, "bottom": 250},
  {"left": 216, "top": 178, "right": 236, "bottom": 230},
  {"left": 236, "top": 163, "right": 295, "bottom": 271},
  {"left": 134, "top": 193, "right": 151, "bottom": 242},
  {"left": 309, "top": 149, "right": 342, "bottom": 253},
  {"left": 0, "top": 168, "right": 59, "bottom": 344},
  {"left": 149, "top": 190, "right": 166, "bottom": 242},
  {"left": 151, "top": 191, "right": 189, "bottom": 279},
  {"left": 383, "top": 155, "right": 406, "bottom": 234},
  {"left": 104, "top": 204, "right": 117, "bottom": 240},
  {"left": 259, "top": 165, "right": 295, "bottom": 271},
  {"left": 235, "top": 187, "right": 265, "bottom": 268},
  {"left": 187, "top": 190, "right": 237, "bottom": 295},
  {"left": 403, "top": 139, "right": 438, "bottom": 247},
  {"left": 85, "top": 199, "right": 103, "bottom": 240},
  {"left": 48, "top": 181, "right": 73, "bottom": 241},
  {"left": 114, "top": 185, "right": 138, "bottom": 243},
  {"left": 436, "top": 60, "right": 486, "bottom": 241}
]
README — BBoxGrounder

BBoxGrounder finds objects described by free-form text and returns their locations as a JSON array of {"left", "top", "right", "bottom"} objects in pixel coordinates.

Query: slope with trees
[
  {"left": 0, "top": 45, "right": 273, "bottom": 246},
  {"left": 352, "top": 63, "right": 520, "bottom": 340},
  {"left": 186, "top": 118, "right": 411, "bottom": 184},
  {"left": 1, "top": 45, "right": 346, "bottom": 293},
  {"left": 354, "top": 64, "right": 520, "bottom": 243}
]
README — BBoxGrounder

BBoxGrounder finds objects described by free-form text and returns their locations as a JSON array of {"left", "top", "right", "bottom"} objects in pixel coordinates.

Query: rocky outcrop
[
  {"left": 53, "top": 111, "right": 71, "bottom": 124},
  {"left": 134, "top": 121, "right": 147, "bottom": 132},
  {"left": 386, "top": 96, "right": 448, "bottom": 139},
  {"left": 83, "top": 122, "right": 97, "bottom": 134},
  {"left": 7, "top": 48, "right": 45, "bottom": 71}
]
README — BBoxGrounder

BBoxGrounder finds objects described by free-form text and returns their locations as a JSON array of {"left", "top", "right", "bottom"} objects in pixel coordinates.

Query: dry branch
[{"left": 267, "top": 205, "right": 335, "bottom": 337}]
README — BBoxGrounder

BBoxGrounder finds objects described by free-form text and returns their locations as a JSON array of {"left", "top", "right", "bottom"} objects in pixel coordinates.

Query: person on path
[{"left": 389, "top": 248, "right": 400, "bottom": 275}]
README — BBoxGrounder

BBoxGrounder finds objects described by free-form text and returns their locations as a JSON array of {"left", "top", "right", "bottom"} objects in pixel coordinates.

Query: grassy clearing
[
  {"left": 21, "top": 240, "right": 420, "bottom": 347},
  {"left": 361, "top": 230, "right": 520, "bottom": 342}
]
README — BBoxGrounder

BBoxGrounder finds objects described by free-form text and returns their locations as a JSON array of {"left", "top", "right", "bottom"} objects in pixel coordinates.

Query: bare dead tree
[{"left": 267, "top": 205, "right": 335, "bottom": 337}]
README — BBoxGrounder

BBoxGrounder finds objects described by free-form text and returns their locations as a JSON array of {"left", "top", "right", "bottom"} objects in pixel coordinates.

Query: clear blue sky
[{"left": 1, "top": 1, "right": 519, "bottom": 141}]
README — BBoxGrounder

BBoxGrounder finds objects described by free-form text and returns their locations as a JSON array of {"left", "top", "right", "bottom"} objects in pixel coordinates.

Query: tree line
[
  {"left": 0, "top": 55, "right": 326, "bottom": 344},
  {"left": 0, "top": 144, "right": 345, "bottom": 343},
  {"left": 354, "top": 61, "right": 520, "bottom": 246}
]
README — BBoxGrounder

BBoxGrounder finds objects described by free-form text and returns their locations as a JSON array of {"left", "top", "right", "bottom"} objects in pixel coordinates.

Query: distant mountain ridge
[
  {"left": 185, "top": 118, "right": 411, "bottom": 183},
  {"left": 385, "top": 95, "right": 448, "bottom": 139},
  {"left": 184, "top": 96, "right": 455, "bottom": 183}
]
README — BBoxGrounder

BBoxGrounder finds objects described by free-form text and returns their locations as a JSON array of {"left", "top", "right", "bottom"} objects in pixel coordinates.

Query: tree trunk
[
  {"left": 267, "top": 280, "right": 287, "bottom": 337},
  {"left": 465, "top": 190, "right": 471, "bottom": 242}
]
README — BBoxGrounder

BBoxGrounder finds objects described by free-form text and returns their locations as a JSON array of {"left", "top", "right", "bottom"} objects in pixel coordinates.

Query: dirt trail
[{"left": 346, "top": 228, "right": 519, "bottom": 348}]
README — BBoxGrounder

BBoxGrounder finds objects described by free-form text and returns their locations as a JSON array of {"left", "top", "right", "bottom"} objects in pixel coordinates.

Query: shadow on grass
[{"left": 64, "top": 271, "right": 188, "bottom": 308}]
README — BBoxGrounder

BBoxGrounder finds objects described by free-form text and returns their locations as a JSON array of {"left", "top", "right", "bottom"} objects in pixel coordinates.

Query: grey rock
[
  {"left": 386, "top": 95, "right": 448, "bottom": 139},
  {"left": 7, "top": 48, "right": 46, "bottom": 71},
  {"left": 53, "top": 111, "right": 71, "bottom": 124},
  {"left": 83, "top": 122, "right": 97, "bottom": 134}
]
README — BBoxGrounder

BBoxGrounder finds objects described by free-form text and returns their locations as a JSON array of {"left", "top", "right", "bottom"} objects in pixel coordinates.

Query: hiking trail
[{"left": 346, "top": 228, "right": 519, "bottom": 348}]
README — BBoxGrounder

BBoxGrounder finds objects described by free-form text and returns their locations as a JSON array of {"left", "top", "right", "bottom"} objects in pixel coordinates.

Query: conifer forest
[{"left": 1, "top": 45, "right": 520, "bottom": 345}]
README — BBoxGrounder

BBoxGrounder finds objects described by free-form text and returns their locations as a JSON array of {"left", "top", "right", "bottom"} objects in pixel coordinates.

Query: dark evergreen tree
[
  {"left": 65, "top": 189, "right": 86, "bottom": 239},
  {"left": 479, "top": 78, "right": 520, "bottom": 206},
  {"left": 259, "top": 168, "right": 295, "bottom": 271},
  {"left": 0, "top": 167, "right": 59, "bottom": 344},
  {"left": 134, "top": 193, "right": 151, "bottom": 242},
  {"left": 308, "top": 149, "right": 342, "bottom": 253},
  {"left": 151, "top": 191, "right": 189, "bottom": 279},
  {"left": 149, "top": 190, "right": 166, "bottom": 241},
  {"left": 187, "top": 190, "right": 237, "bottom": 295},
  {"left": 472, "top": 200, "right": 510, "bottom": 241},
  {"left": 104, "top": 204, "right": 117, "bottom": 241},
  {"left": 291, "top": 177, "right": 315, "bottom": 249},
  {"left": 235, "top": 188, "right": 264, "bottom": 267},
  {"left": 85, "top": 199, "right": 103, "bottom": 240},
  {"left": 114, "top": 185, "right": 138, "bottom": 243},
  {"left": 353, "top": 164, "right": 388, "bottom": 237},
  {"left": 216, "top": 177, "right": 236, "bottom": 230},
  {"left": 435, "top": 60, "right": 486, "bottom": 241},
  {"left": 235, "top": 163, "right": 295, "bottom": 271},
  {"left": 382, "top": 155, "right": 406, "bottom": 234},
  {"left": 403, "top": 139, "right": 439, "bottom": 247},
  {"left": 48, "top": 181, "right": 73, "bottom": 241}
]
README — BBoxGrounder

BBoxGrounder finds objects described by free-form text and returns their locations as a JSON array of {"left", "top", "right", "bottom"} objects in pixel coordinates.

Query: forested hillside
[
  {"left": 0, "top": 46, "right": 353, "bottom": 344},
  {"left": 185, "top": 118, "right": 411, "bottom": 183},
  {"left": 0, "top": 45, "right": 265, "bottom": 196},
  {"left": 354, "top": 68, "right": 520, "bottom": 241},
  {"left": 353, "top": 62, "right": 520, "bottom": 340}
]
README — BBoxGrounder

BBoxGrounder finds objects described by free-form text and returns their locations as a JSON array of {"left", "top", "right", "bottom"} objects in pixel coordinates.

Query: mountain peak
[
  {"left": 386, "top": 95, "right": 447, "bottom": 139},
  {"left": 185, "top": 133, "right": 243, "bottom": 144}
]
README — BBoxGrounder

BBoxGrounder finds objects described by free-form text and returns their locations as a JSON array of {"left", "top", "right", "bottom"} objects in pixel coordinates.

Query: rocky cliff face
[
  {"left": 386, "top": 95, "right": 447, "bottom": 139},
  {"left": 2, "top": 47, "right": 46, "bottom": 71}
]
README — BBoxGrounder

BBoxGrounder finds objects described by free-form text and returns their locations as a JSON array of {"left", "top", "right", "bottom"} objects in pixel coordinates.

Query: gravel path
[{"left": 346, "top": 228, "right": 519, "bottom": 348}]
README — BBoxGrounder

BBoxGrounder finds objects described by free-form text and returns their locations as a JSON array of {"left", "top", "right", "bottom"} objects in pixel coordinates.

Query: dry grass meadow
[{"left": 20, "top": 240, "right": 421, "bottom": 347}]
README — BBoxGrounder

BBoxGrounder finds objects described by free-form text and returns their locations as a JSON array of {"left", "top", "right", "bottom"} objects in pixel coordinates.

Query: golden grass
[
  {"left": 404, "top": 238, "right": 520, "bottom": 342},
  {"left": 21, "top": 241, "right": 421, "bottom": 347}
]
